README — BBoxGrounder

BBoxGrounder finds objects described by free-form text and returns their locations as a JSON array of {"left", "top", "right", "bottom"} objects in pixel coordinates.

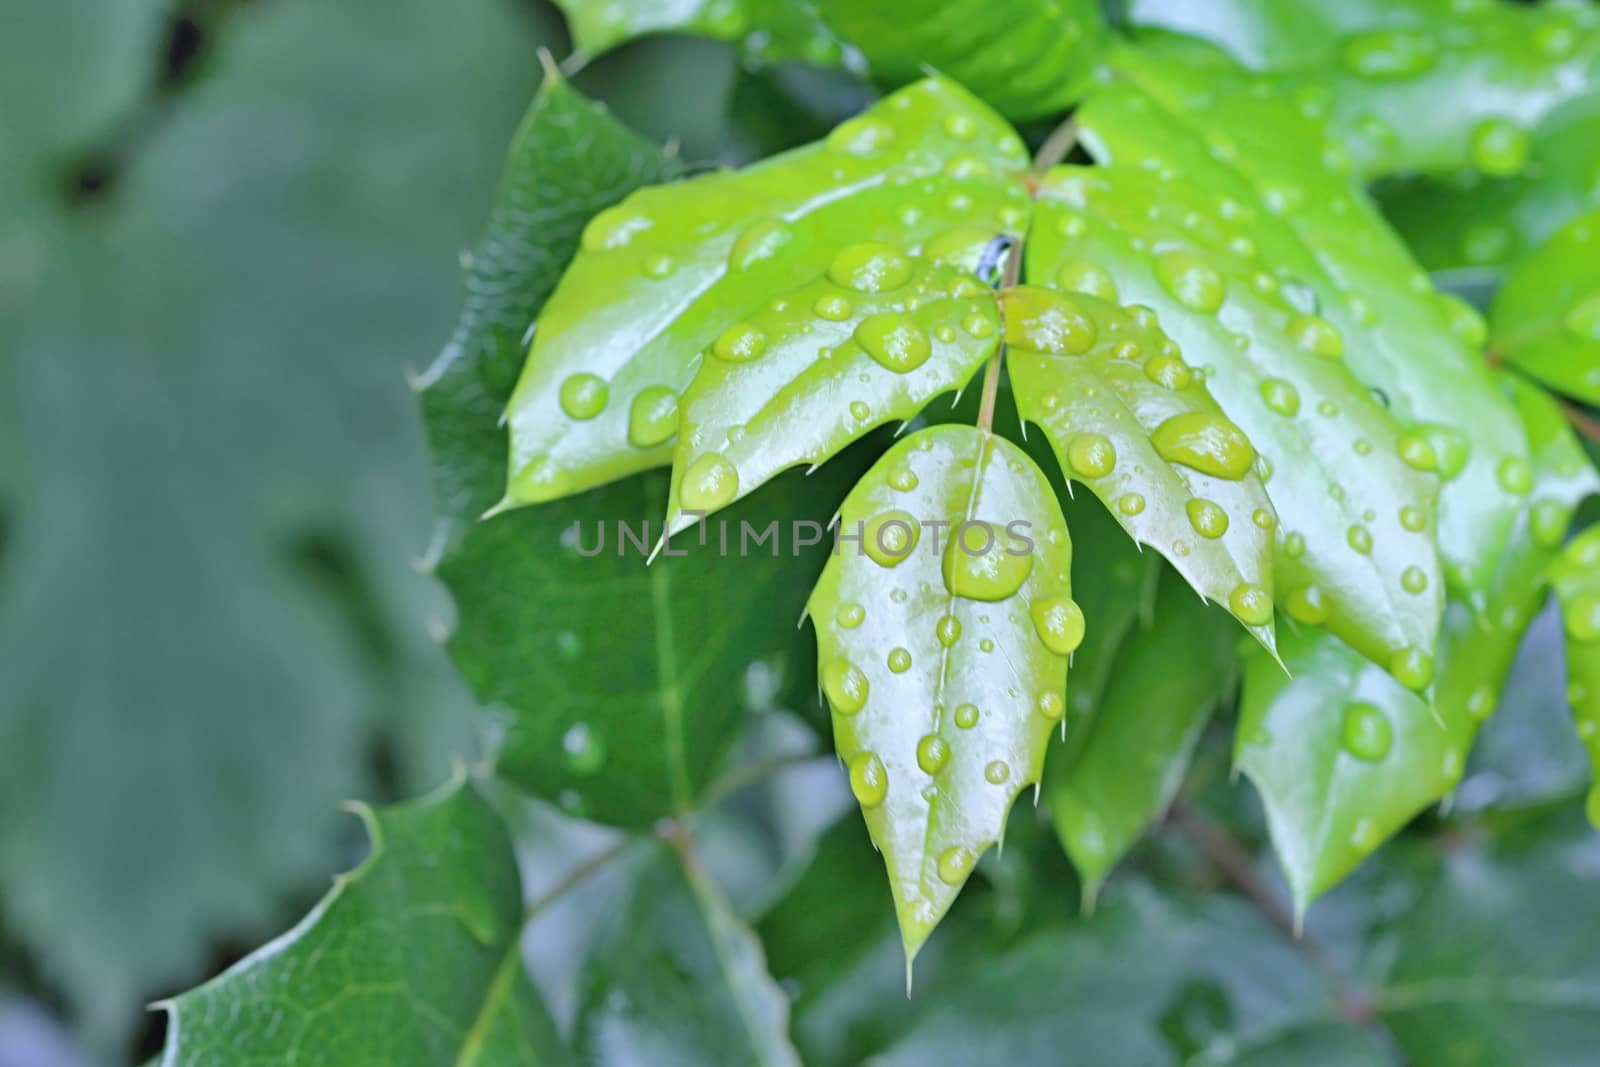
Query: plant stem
[
  {"left": 976, "top": 237, "right": 1024, "bottom": 434},
  {"left": 1032, "top": 115, "right": 1080, "bottom": 173},
  {"left": 1559, "top": 398, "right": 1600, "bottom": 447},
  {"left": 522, "top": 836, "right": 631, "bottom": 923}
]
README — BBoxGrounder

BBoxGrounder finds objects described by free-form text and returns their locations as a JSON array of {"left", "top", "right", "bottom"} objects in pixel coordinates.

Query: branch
[{"left": 976, "top": 237, "right": 1024, "bottom": 434}]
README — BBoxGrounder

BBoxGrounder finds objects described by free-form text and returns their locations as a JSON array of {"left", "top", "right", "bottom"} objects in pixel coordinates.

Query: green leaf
[
  {"left": 806, "top": 424, "right": 1075, "bottom": 962},
  {"left": 1049, "top": 569, "right": 1237, "bottom": 898},
  {"left": 159, "top": 777, "right": 570, "bottom": 1066},
  {"left": 500, "top": 75, "right": 1029, "bottom": 510},
  {"left": 552, "top": 0, "right": 844, "bottom": 66},
  {"left": 1127, "top": 0, "right": 1600, "bottom": 179},
  {"left": 422, "top": 64, "right": 683, "bottom": 537},
  {"left": 1095, "top": 55, "right": 1530, "bottom": 608},
  {"left": 1237, "top": 374, "right": 1598, "bottom": 909},
  {"left": 665, "top": 252, "right": 1002, "bottom": 535},
  {"left": 1056, "top": 99, "right": 1446, "bottom": 675},
  {"left": 1492, "top": 209, "right": 1600, "bottom": 405},
  {"left": 816, "top": 0, "right": 1107, "bottom": 121},
  {"left": 1546, "top": 526, "right": 1600, "bottom": 825},
  {"left": 1004, "top": 283, "right": 1280, "bottom": 646},
  {"left": 870, "top": 885, "right": 1384, "bottom": 1066},
  {"left": 574, "top": 843, "right": 800, "bottom": 1067}
]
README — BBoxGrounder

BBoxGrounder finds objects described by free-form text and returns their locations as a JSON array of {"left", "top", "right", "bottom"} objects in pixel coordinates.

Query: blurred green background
[{"left": 0, "top": 1, "right": 866, "bottom": 1061}]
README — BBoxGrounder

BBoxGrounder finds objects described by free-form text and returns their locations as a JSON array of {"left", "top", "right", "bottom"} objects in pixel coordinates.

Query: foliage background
[{"left": 2, "top": 2, "right": 1597, "bottom": 1065}]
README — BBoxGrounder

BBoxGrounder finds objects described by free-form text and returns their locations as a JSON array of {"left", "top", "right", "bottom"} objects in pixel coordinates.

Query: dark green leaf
[
  {"left": 552, "top": 0, "right": 845, "bottom": 67},
  {"left": 1492, "top": 209, "right": 1600, "bottom": 405},
  {"left": 806, "top": 424, "right": 1075, "bottom": 961},
  {"left": 159, "top": 777, "right": 569, "bottom": 1066}
]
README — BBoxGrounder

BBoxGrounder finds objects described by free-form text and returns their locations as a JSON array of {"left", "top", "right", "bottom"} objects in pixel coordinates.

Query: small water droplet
[
  {"left": 1469, "top": 117, "right": 1530, "bottom": 177},
  {"left": 1287, "top": 314, "right": 1342, "bottom": 358},
  {"left": 936, "top": 845, "right": 975, "bottom": 884},
  {"left": 1341, "top": 28, "right": 1438, "bottom": 79},
  {"left": 917, "top": 734, "right": 950, "bottom": 774},
  {"left": 627, "top": 386, "right": 679, "bottom": 446},
  {"left": 562, "top": 722, "right": 607, "bottom": 775},
  {"left": 1118, "top": 492, "right": 1146, "bottom": 516},
  {"left": 935, "top": 614, "right": 962, "bottom": 646},
  {"left": 887, "top": 647, "right": 913, "bottom": 673},
  {"left": 1229, "top": 583, "right": 1273, "bottom": 626},
  {"left": 712, "top": 322, "right": 767, "bottom": 362},
  {"left": 835, "top": 602, "right": 865, "bottom": 629},
  {"left": 1341, "top": 702, "right": 1392, "bottom": 761},
  {"left": 1055, "top": 261, "right": 1119, "bottom": 301},
  {"left": 680, "top": 453, "right": 739, "bottom": 510},
  {"left": 849, "top": 751, "right": 888, "bottom": 807},
  {"left": 827, "top": 117, "right": 895, "bottom": 156},
  {"left": 1496, "top": 456, "right": 1533, "bottom": 495},
  {"left": 1067, "top": 432, "right": 1117, "bottom": 478},
  {"left": 1564, "top": 592, "right": 1600, "bottom": 642},
  {"left": 1154, "top": 251, "right": 1226, "bottom": 313},
  {"left": 814, "top": 293, "right": 853, "bottom": 321},
  {"left": 559, "top": 373, "right": 609, "bottom": 420},
  {"left": 1285, "top": 585, "right": 1331, "bottom": 624},
  {"left": 954, "top": 703, "right": 980, "bottom": 729},
  {"left": 1144, "top": 355, "right": 1192, "bottom": 390},
  {"left": 1260, "top": 378, "right": 1300, "bottom": 416},
  {"left": 1389, "top": 647, "right": 1433, "bottom": 691}
]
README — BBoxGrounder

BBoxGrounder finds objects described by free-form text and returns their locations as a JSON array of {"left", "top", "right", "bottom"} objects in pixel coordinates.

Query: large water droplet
[
  {"left": 559, "top": 373, "right": 608, "bottom": 420},
  {"left": 1155, "top": 251, "right": 1226, "bottom": 314},
  {"left": 1145, "top": 355, "right": 1192, "bottom": 390},
  {"left": 937, "top": 845, "right": 975, "bottom": 885},
  {"left": 849, "top": 751, "right": 888, "bottom": 807},
  {"left": 1347, "top": 524, "right": 1373, "bottom": 555},
  {"left": 1401, "top": 566, "right": 1428, "bottom": 595},
  {"left": 1151, "top": 412, "right": 1257, "bottom": 480},
  {"left": 1530, "top": 498, "right": 1572, "bottom": 548},
  {"left": 1469, "top": 117, "right": 1530, "bottom": 178},
  {"left": 680, "top": 453, "right": 739, "bottom": 510},
  {"left": 936, "top": 614, "right": 962, "bottom": 647},
  {"left": 856, "top": 313, "right": 932, "bottom": 373},
  {"left": 943, "top": 522, "right": 1034, "bottom": 600},
  {"left": 1004, "top": 288, "right": 1097, "bottom": 355},
  {"left": 1389, "top": 647, "right": 1434, "bottom": 691},
  {"left": 1497, "top": 456, "right": 1533, "bottom": 495},
  {"left": 822, "top": 658, "right": 869, "bottom": 714},
  {"left": 917, "top": 734, "right": 950, "bottom": 774},
  {"left": 864, "top": 508, "right": 921, "bottom": 568},
  {"left": 1186, "top": 498, "right": 1229, "bottom": 539},
  {"left": 1030, "top": 596, "right": 1085, "bottom": 656},
  {"left": 1260, "top": 378, "right": 1300, "bottom": 416},
  {"left": 1396, "top": 433, "right": 1436, "bottom": 471},
  {"left": 1067, "top": 432, "right": 1117, "bottom": 478},
  {"left": 628, "top": 386, "right": 679, "bottom": 447},
  {"left": 1228, "top": 583, "right": 1273, "bottom": 626},
  {"left": 1341, "top": 703, "right": 1392, "bottom": 761},
  {"left": 828, "top": 242, "right": 912, "bottom": 293},
  {"left": 711, "top": 322, "right": 766, "bottom": 362}
]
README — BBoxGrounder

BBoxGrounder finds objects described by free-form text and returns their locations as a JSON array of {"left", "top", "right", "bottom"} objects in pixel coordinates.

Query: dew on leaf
[
  {"left": 983, "top": 760, "right": 1011, "bottom": 785},
  {"left": 1151, "top": 411, "right": 1256, "bottom": 480},
  {"left": 561, "top": 722, "right": 606, "bottom": 776},
  {"left": 558, "top": 373, "right": 608, "bottom": 420},
  {"left": 827, "top": 242, "right": 912, "bottom": 293},
  {"left": 627, "top": 386, "right": 679, "bottom": 447},
  {"left": 679, "top": 453, "right": 739, "bottom": 510},
  {"left": 849, "top": 751, "right": 889, "bottom": 807},
  {"left": 954, "top": 703, "right": 980, "bottom": 728},
  {"left": 1154, "top": 251, "right": 1226, "bottom": 313},
  {"left": 864, "top": 509, "right": 920, "bottom": 568},
  {"left": 937, "top": 845, "right": 976, "bottom": 885},
  {"left": 1067, "top": 432, "right": 1117, "bottom": 478},
  {"left": 1340, "top": 703, "right": 1392, "bottom": 761},
  {"left": 942, "top": 524, "right": 1034, "bottom": 600},
  {"left": 1285, "top": 585, "right": 1331, "bottom": 624},
  {"left": 1389, "top": 647, "right": 1434, "bottom": 691},
  {"left": 917, "top": 734, "right": 950, "bottom": 774},
  {"left": 822, "top": 657, "right": 869, "bottom": 714},
  {"left": 1030, "top": 596, "right": 1085, "bottom": 656},
  {"left": 856, "top": 313, "right": 932, "bottom": 373},
  {"left": 1259, "top": 378, "right": 1300, "bottom": 416},
  {"left": 888, "top": 647, "right": 913, "bottom": 673},
  {"left": 1186, "top": 498, "right": 1229, "bottom": 539},
  {"left": 1228, "top": 583, "right": 1273, "bottom": 626}
]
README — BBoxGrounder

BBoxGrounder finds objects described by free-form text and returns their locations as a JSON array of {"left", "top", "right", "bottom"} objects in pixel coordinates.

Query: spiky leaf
[
  {"left": 551, "top": 0, "right": 844, "bottom": 66},
  {"left": 1238, "top": 375, "right": 1598, "bottom": 908},
  {"left": 159, "top": 778, "right": 569, "bottom": 1066},
  {"left": 501, "top": 77, "right": 1029, "bottom": 509},
  {"left": 807, "top": 424, "right": 1074, "bottom": 961},
  {"left": 1547, "top": 526, "right": 1600, "bottom": 825},
  {"left": 1049, "top": 570, "right": 1236, "bottom": 897},
  {"left": 1493, "top": 209, "right": 1600, "bottom": 405},
  {"left": 1004, "top": 282, "right": 1280, "bottom": 644},
  {"left": 1092, "top": 56, "right": 1530, "bottom": 609},
  {"left": 816, "top": 0, "right": 1106, "bottom": 120}
]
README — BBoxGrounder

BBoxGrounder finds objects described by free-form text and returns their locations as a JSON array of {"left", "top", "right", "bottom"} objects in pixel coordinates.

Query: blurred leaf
[
  {"left": 1005, "top": 284, "right": 1279, "bottom": 646},
  {"left": 0, "top": 0, "right": 538, "bottom": 1038},
  {"left": 500, "top": 76, "right": 1027, "bottom": 510},
  {"left": 574, "top": 842, "right": 800, "bottom": 1067},
  {"left": 807, "top": 425, "right": 1074, "bottom": 963},
  {"left": 1100, "top": 53, "right": 1530, "bottom": 609},
  {"left": 1547, "top": 526, "right": 1600, "bottom": 824},
  {"left": 1050, "top": 569, "right": 1237, "bottom": 898},
  {"left": 1493, "top": 209, "right": 1600, "bottom": 405},
  {"left": 1237, "top": 375, "right": 1598, "bottom": 910},
  {"left": 817, "top": 0, "right": 1106, "bottom": 121},
  {"left": 868, "top": 885, "right": 1384, "bottom": 1066},
  {"left": 160, "top": 777, "right": 570, "bottom": 1066},
  {"left": 552, "top": 0, "right": 845, "bottom": 67}
]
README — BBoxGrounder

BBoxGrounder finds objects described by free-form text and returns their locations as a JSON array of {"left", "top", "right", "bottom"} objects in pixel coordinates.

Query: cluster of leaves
[{"left": 157, "top": 0, "right": 1600, "bottom": 1064}]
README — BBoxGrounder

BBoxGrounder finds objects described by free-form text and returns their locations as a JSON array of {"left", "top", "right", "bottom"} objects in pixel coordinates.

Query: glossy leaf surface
[
  {"left": 1492, "top": 209, "right": 1600, "bottom": 405},
  {"left": 1238, "top": 375, "right": 1598, "bottom": 908},
  {"left": 1005, "top": 283, "right": 1279, "bottom": 648},
  {"left": 1031, "top": 169, "right": 1440, "bottom": 670},
  {"left": 807, "top": 424, "right": 1073, "bottom": 961},
  {"left": 502, "top": 76, "right": 1028, "bottom": 508},
  {"left": 552, "top": 0, "right": 843, "bottom": 66},
  {"left": 816, "top": 0, "right": 1106, "bottom": 120},
  {"left": 1093, "top": 57, "right": 1530, "bottom": 606},
  {"left": 159, "top": 779, "right": 568, "bottom": 1066},
  {"left": 1049, "top": 571, "right": 1236, "bottom": 897},
  {"left": 1547, "top": 527, "right": 1600, "bottom": 824}
]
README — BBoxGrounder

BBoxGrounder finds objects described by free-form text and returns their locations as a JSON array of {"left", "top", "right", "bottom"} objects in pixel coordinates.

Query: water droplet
[
  {"left": 1151, "top": 412, "right": 1257, "bottom": 480},
  {"left": 680, "top": 453, "right": 739, "bottom": 510},
  {"left": 562, "top": 722, "right": 606, "bottom": 775},
  {"left": 627, "top": 386, "right": 679, "bottom": 446},
  {"left": 917, "top": 734, "right": 950, "bottom": 774},
  {"left": 1004, "top": 289, "right": 1097, "bottom": 355},
  {"left": 1469, "top": 117, "right": 1530, "bottom": 177},
  {"left": 822, "top": 658, "right": 869, "bottom": 714},
  {"left": 943, "top": 523, "right": 1034, "bottom": 601},
  {"left": 581, "top": 207, "right": 651, "bottom": 252},
  {"left": 1154, "top": 251, "right": 1226, "bottom": 313},
  {"left": 1397, "top": 434, "right": 1436, "bottom": 471},
  {"left": 1565, "top": 292, "right": 1600, "bottom": 342},
  {"left": 814, "top": 293, "right": 853, "bottom": 321},
  {"left": 849, "top": 751, "right": 888, "bottom": 807},
  {"left": 827, "top": 117, "right": 895, "bottom": 156},
  {"left": 1030, "top": 596, "right": 1085, "bottom": 656},
  {"left": 983, "top": 760, "right": 1011, "bottom": 785},
  {"left": 1260, "top": 378, "right": 1300, "bottom": 416},
  {"left": 1399, "top": 505, "right": 1428, "bottom": 532},
  {"left": 1067, "top": 432, "right": 1117, "bottom": 478},
  {"left": 1341, "top": 28, "right": 1438, "bottom": 79},
  {"left": 864, "top": 509, "right": 920, "bottom": 568},
  {"left": 936, "top": 614, "right": 962, "bottom": 647},
  {"left": 1400, "top": 566, "right": 1429, "bottom": 595},
  {"left": 1055, "top": 261, "right": 1119, "bottom": 301},
  {"left": 827, "top": 242, "right": 912, "bottom": 293},
  {"left": 889, "top": 466, "right": 919, "bottom": 492},
  {"left": 856, "top": 313, "right": 932, "bottom": 373},
  {"left": 1145, "top": 355, "right": 1192, "bottom": 390},
  {"left": 1530, "top": 498, "right": 1571, "bottom": 547},
  {"left": 943, "top": 112, "right": 977, "bottom": 140},
  {"left": 1426, "top": 427, "right": 1472, "bottom": 481},
  {"left": 1340, "top": 702, "right": 1392, "bottom": 762},
  {"left": 1118, "top": 492, "right": 1146, "bottom": 516},
  {"left": 1497, "top": 456, "right": 1533, "bottom": 495},
  {"left": 962, "top": 310, "right": 997, "bottom": 339},
  {"left": 712, "top": 322, "right": 767, "bottom": 362},
  {"left": 954, "top": 703, "right": 981, "bottom": 729},
  {"left": 1564, "top": 592, "right": 1600, "bottom": 642},
  {"left": 1466, "top": 684, "right": 1496, "bottom": 721},
  {"left": 1228, "top": 583, "right": 1273, "bottom": 626},
  {"left": 887, "top": 647, "right": 913, "bottom": 673},
  {"left": 1347, "top": 524, "right": 1373, "bottom": 554},
  {"left": 1185, "top": 498, "right": 1229, "bottom": 539},
  {"left": 1038, "top": 690, "right": 1065, "bottom": 720},
  {"left": 1390, "top": 647, "right": 1433, "bottom": 691},
  {"left": 1349, "top": 817, "right": 1381, "bottom": 850},
  {"left": 1286, "top": 585, "right": 1331, "bottom": 624},
  {"left": 1286, "top": 313, "right": 1341, "bottom": 359},
  {"left": 937, "top": 845, "right": 976, "bottom": 884},
  {"left": 835, "top": 604, "right": 865, "bottom": 631},
  {"left": 1284, "top": 531, "right": 1307, "bottom": 557},
  {"left": 559, "top": 373, "right": 608, "bottom": 420}
]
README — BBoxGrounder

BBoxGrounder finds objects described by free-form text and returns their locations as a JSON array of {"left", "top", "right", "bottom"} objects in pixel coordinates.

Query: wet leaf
[
  {"left": 1004, "top": 282, "right": 1280, "bottom": 646},
  {"left": 816, "top": 0, "right": 1107, "bottom": 120},
  {"left": 159, "top": 778, "right": 570, "bottom": 1066},
  {"left": 1093, "top": 57, "right": 1530, "bottom": 609},
  {"left": 806, "top": 424, "right": 1074, "bottom": 962},
  {"left": 501, "top": 76, "right": 1028, "bottom": 510},
  {"left": 1492, "top": 209, "right": 1600, "bottom": 405},
  {"left": 1546, "top": 526, "right": 1600, "bottom": 825},
  {"left": 552, "top": 0, "right": 844, "bottom": 67},
  {"left": 1237, "top": 375, "right": 1598, "bottom": 909},
  {"left": 1049, "top": 570, "right": 1237, "bottom": 898}
]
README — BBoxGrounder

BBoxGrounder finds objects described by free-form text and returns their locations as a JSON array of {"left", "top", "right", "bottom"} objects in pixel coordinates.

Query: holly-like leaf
[
  {"left": 574, "top": 843, "right": 801, "bottom": 1067},
  {"left": 1492, "top": 209, "right": 1600, "bottom": 405},
  {"left": 551, "top": 0, "right": 845, "bottom": 67},
  {"left": 1094, "top": 57, "right": 1530, "bottom": 612},
  {"left": 816, "top": 0, "right": 1106, "bottom": 121},
  {"left": 158, "top": 777, "right": 570, "bottom": 1066},
  {"left": 1237, "top": 374, "right": 1598, "bottom": 909},
  {"left": 1003, "top": 283, "right": 1280, "bottom": 647},
  {"left": 1027, "top": 171, "right": 1443, "bottom": 672},
  {"left": 1546, "top": 527, "right": 1600, "bottom": 826},
  {"left": 1049, "top": 570, "right": 1237, "bottom": 899},
  {"left": 500, "top": 76, "right": 1029, "bottom": 510},
  {"left": 1127, "top": 0, "right": 1600, "bottom": 179},
  {"left": 806, "top": 424, "right": 1075, "bottom": 962},
  {"left": 666, "top": 252, "right": 1002, "bottom": 535}
]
